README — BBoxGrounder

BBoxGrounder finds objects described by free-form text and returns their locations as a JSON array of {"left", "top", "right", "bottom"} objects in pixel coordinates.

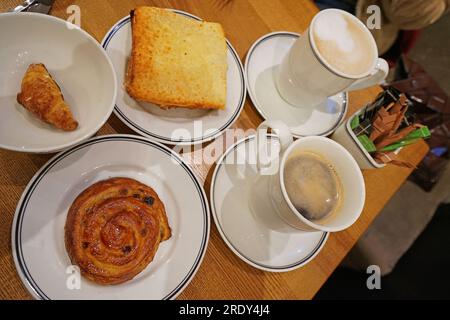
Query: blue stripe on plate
[
  {"left": 211, "top": 135, "right": 328, "bottom": 271},
  {"left": 14, "top": 135, "right": 209, "bottom": 300},
  {"left": 102, "top": 10, "right": 246, "bottom": 144}
]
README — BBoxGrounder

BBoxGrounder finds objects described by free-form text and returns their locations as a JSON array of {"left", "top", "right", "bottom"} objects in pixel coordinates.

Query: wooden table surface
[{"left": 0, "top": 0, "right": 429, "bottom": 300}]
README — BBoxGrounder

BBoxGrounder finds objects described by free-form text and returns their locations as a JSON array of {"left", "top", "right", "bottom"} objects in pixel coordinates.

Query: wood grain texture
[{"left": 0, "top": 0, "right": 428, "bottom": 300}]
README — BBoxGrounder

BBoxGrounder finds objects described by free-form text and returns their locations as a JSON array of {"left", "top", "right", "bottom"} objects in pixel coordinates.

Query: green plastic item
[
  {"left": 358, "top": 134, "right": 377, "bottom": 153},
  {"left": 405, "top": 126, "right": 431, "bottom": 140},
  {"left": 380, "top": 139, "right": 419, "bottom": 152},
  {"left": 350, "top": 116, "right": 360, "bottom": 130},
  {"left": 380, "top": 126, "right": 431, "bottom": 152}
]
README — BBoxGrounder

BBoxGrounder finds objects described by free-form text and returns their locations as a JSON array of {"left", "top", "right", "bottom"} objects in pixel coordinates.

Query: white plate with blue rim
[
  {"left": 102, "top": 9, "right": 246, "bottom": 146},
  {"left": 245, "top": 31, "right": 348, "bottom": 138},
  {"left": 12, "top": 134, "right": 210, "bottom": 299}
]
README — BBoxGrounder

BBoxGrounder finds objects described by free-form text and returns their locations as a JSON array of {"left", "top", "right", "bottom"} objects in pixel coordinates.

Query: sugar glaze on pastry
[
  {"left": 17, "top": 63, "right": 78, "bottom": 131},
  {"left": 65, "top": 178, "right": 171, "bottom": 285}
]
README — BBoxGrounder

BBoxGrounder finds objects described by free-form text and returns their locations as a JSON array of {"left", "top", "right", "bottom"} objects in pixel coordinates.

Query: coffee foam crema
[
  {"left": 283, "top": 151, "right": 343, "bottom": 222},
  {"left": 312, "top": 11, "right": 375, "bottom": 77}
]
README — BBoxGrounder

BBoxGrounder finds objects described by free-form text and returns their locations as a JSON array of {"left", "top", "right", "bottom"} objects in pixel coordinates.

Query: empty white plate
[
  {"left": 12, "top": 135, "right": 210, "bottom": 299},
  {"left": 0, "top": 13, "right": 117, "bottom": 153},
  {"left": 102, "top": 10, "right": 246, "bottom": 145},
  {"left": 210, "top": 135, "right": 328, "bottom": 272},
  {"left": 245, "top": 31, "right": 348, "bottom": 137}
]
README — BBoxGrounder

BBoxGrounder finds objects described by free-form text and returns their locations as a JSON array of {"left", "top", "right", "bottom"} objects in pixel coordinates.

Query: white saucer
[
  {"left": 12, "top": 135, "right": 210, "bottom": 299},
  {"left": 210, "top": 135, "right": 328, "bottom": 272},
  {"left": 245, "top": 31, "right": 348, "bottom": 137},
  {"left": 102, "top": 10, "right": 246, "bottom": 145}
]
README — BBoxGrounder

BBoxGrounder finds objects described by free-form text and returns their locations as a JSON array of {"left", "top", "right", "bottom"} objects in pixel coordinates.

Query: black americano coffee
[{"left": 283, "top": 151, "right": 343, "bottom": 221}]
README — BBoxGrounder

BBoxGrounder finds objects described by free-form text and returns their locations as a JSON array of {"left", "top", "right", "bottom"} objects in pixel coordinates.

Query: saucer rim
[
  {"left": 210, "top": 134, "right": 329, "bottom": 273},
  {"left": 244, "top": 31, "right": 348, "bottom": 138}
]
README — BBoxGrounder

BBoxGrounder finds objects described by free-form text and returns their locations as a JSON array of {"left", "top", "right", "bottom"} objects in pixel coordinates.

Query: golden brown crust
[
  {"left": 125, "top": 7, "right": 227, "bottom": 110},
  {"left": 65, "top": 178, "right": 171, "bottom": 285},
  {"left": 17, "top": 64, "right": 78, "bottom": 131}
]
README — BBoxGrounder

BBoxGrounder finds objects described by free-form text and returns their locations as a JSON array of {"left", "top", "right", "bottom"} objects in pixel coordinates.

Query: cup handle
[
  {"left": 345, "top": 58, "right": 389, "bottom": 91},
  {"left": 256, "top": 120, "right": 293, "bottom": 175}
]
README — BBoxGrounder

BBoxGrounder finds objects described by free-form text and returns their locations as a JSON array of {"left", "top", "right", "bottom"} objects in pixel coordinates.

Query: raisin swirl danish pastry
[{"left": 65, "top": 178, "right": 171, "bottom": 285}]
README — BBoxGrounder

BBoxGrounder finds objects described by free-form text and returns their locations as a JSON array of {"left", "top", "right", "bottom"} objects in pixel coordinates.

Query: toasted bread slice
[{"left": 125, "top": 7, "right": 227, "bottom": 110}]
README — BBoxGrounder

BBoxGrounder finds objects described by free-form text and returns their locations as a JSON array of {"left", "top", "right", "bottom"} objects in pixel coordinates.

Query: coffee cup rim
[
  {"left": 279, "top": 136, "right": 365, "bottom": 232},
  {"left": 308, "top": 8, "right": 379, "bottom": 80}
]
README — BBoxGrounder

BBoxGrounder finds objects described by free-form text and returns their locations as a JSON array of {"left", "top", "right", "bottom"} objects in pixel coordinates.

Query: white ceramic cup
[
  {"left": 256, "top": 120, "right": 366, "bottom": 232},
  {"left": 276, "top": 8, "right": 389, "bottom": 108}
]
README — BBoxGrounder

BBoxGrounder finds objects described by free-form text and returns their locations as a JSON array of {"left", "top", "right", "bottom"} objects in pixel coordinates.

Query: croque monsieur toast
[{"left": 125, "top": 7, "right": 227, "bottom": 110}]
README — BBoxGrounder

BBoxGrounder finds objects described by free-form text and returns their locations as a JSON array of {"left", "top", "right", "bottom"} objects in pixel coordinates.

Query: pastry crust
[
  {"left": 17, "top": 64, "right": 78, "bottom": 131},
  {"left": 65, "top": 178, "right": 171, "bottom": 285},
  {"left": 125, "top": 7, "right": 227, "bottom": 110}
]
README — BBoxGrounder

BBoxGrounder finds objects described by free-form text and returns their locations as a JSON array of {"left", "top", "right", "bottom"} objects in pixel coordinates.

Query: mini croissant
[{"left": 17, "top": 64, "right": 78, "bottom": 131}]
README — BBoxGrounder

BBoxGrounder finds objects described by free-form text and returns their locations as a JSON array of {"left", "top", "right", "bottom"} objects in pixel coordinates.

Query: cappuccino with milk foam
[{"left": 312, "top": 10, "right": 375, "bottom": 77}]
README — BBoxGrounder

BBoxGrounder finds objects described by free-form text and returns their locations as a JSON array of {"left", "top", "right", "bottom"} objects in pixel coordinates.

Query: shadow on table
[{"left": 314, "top": 203, "right": 450, "bottom": 300}]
